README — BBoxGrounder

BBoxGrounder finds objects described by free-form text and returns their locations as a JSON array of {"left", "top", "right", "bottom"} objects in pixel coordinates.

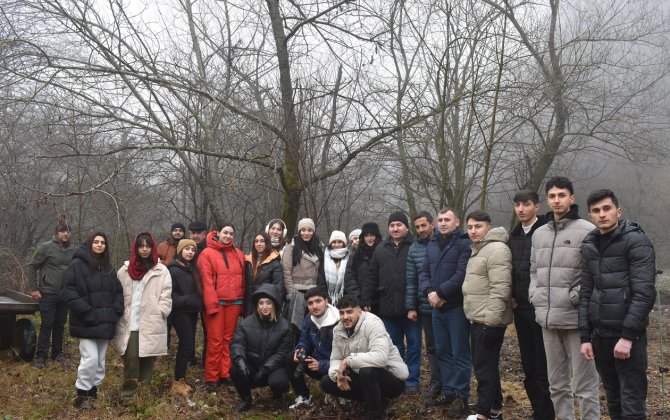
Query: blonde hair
[{"left": 256, "top": 297, "right": 277, "bottom": 321}]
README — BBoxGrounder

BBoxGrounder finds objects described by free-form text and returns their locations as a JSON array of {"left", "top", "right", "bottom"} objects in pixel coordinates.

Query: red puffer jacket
[{"left": 197, "top": 231, "right": 246, "bottom": 315}]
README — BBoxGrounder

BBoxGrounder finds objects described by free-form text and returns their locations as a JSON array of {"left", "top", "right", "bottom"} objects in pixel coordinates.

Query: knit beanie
[
  {"left": 297, "top": 218, "right": 315, "bottom": 232},
  {"left": 171, "top": 222, "right": 186, "bottom": 232},
  {"left": 360, "top": 222, "right": 381, "bottom": 239},
  {"left": 329, "top": 230, "right": 347, "bottom": 245},
  {"left": 388, "top": 211, "right": 409, "bottom": 228},
  {"left": 348, "top": 229, "right": 362, "bottom": 240},
  {"left": 177, "top": 239, "right": 196, "bottom": 255}
]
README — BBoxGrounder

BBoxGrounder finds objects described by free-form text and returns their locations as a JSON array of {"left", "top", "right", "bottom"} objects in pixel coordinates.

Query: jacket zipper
[{"left": 546, "top": 220, "right": 558, "bottom": 327}]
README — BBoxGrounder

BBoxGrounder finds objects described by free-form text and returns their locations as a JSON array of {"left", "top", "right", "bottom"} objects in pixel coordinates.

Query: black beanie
[
  {"left": 387, "top": 211, "right": 409, "bottom": 228},
  {"left": 171, "top": 222, "right": 186, "bottom": 231},
  {"left": 360, "top": 222, "right": 382, "bottom": 239}
]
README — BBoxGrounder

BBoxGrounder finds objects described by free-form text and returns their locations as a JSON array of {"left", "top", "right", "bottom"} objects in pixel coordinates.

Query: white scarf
[{"left": 324, "top": 247, "right": 349, "bottom": 306}]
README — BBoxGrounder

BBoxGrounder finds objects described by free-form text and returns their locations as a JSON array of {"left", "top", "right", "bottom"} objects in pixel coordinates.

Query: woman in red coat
[{"left": 197, "top": 223, "right": 246, "bottom": 389}]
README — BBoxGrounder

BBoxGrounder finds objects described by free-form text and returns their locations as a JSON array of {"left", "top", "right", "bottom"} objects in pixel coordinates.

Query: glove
[
  {"left": 236, "top": 358, "right": 250, "bottom": 380},
  {"left": 253, "top": 367, "right": 268, "bottom": 384},
  {"left": 482, "top": 326, "right": 501, "bottom": 349}
]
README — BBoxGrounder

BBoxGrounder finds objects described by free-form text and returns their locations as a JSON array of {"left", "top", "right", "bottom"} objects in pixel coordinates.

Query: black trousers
[
  {"left": 513, "top": 307, "right": 555, "bottom": 419},
  {"left": 319, "top": 367, "right": 404, "bottom": 417},
  {"left": 593, "top": 334, "right": 648, "bottom": 420},
  {"left": 471, "top": 323, "right": 505, "bottom": 417},
  {"left": 287, "top": 353, "right": 325, "bottom": 398},
  {"left": 230, "top": 362, "right": 290, "bottom": 401},
  {"left": 423, "top": 312, "right": 442, "bottom": 389},
  {"left": 36, "top": 292, "right": 67, "bottom": 359},
  {"left": 172, "top": 311, "right": 198, "bottom": 380}
]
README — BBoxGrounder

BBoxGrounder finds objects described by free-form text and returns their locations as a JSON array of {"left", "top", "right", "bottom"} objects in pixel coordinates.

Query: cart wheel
[{"left": 14, "top": 318, "right": 36, "bottom": 361}]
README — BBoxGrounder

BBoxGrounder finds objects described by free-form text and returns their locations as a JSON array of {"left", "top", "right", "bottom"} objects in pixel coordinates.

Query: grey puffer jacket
[
  {"left": 578, "top": 220, "right": 656, "bottom": 342},
  {"left": 462, "top": 227, "right": 513, "bottom": 326},
  {"left": 529, "top": 205, "right": 595, "bottom": 329},
  {"left": 328, "top": 310, "right": 408, "bottom": 382}
]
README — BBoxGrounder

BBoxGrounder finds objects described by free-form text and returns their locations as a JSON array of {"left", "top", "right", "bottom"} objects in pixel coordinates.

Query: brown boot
[{"left": 170, "top": 379, "right": 192, "bottom": 396}]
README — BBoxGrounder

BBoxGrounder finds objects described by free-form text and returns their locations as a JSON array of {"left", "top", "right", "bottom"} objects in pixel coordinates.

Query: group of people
[{"left": 25, "top": 176, "right": 656, "bottom": 420}]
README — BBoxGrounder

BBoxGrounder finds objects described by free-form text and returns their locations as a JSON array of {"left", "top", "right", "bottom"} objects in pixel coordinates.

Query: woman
[
  {"left": 197, "top": 223, "right": 246, "bottom": 390},
  {"left": 230, "top": 283, "right": 293, "bottom": 412},
  {"left": 265, "top": 218, "right": 287, "bottom": 253},
  {"left": 323, "top": 230, "right": 350, "bottom": 306},
  {"left": 244, "top": 232, "right": 284, "bottom": 314},
  {"left": 282, "top": 218, "right": 324, "bottom": 296},
  {"left": 62, "top": 232, "right": 123, "bottom": 409},
  {"left": 115, "top": 232, "right": 172, "bottom": 398},
  {"left": 343, "top": 222, "right": 382, "bottom": 301},
  {"left": 167, "top": 239, "right": 203, "bottom": 394}
]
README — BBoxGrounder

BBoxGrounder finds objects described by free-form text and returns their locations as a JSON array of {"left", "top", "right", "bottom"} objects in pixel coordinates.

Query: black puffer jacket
[
  {"left": 168, "top": 261, "right": 203, "bottom": 313},
  {"left": 245, "top": 252, "right": 285, "bottom": 311},
  {"left": 578, "top": 220, "right": 656, "bottom": 341},
  {"left": 343, "top": 245, "right": 375, "bottom": 301},
  {"left": 360, "top": 234, "right": 414, "bottom": 318},
  {"left": 61, "top": 246, "right": 124, "bottom": 339},
  {"left": 230, "top": 283, "right": 293, "bottom": 372},
  {"left": 509, "top": 215, "right": 546, "bottom": 310}
]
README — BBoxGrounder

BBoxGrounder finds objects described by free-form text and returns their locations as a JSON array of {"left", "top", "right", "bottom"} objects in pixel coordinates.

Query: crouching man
[
  {"left": 288, "top": 287, "right": 339, "bottom": 409},
  {"left": 320, "top": 295, "right": 408, "bottom": 420}
]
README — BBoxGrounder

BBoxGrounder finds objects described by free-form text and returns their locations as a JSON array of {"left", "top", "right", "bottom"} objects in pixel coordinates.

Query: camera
[{"left": 294, "top": 349, "right": 308, "bottom": 379}]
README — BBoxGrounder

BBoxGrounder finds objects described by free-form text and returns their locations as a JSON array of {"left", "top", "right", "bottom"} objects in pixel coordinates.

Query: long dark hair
[
  {"left": 87, "top": 231, "right": 112, "bottom": 273},
  {"left": 250, "top": 232, "right": 271, "bottom": 279},
  {"left": 177, "top": 243, "right": 203, "bottom": 297}
]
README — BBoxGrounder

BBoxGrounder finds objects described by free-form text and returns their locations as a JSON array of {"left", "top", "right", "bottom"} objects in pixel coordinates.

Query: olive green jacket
[{"left": 27, "top": 236, "right": 76, "bottom": 294}]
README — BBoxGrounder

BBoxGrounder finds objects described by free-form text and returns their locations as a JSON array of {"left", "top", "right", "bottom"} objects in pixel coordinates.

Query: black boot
[
  {"left": 89, "top": 386, "right": 98, "bottom": 399},
  {"left": 237, "top": 397, "right": 252, "bottom": 412},
  {"left": 74, "top": 388, "right": 91, "bottom": 409}
]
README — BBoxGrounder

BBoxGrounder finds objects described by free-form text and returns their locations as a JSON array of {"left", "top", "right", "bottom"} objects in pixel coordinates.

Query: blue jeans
[
  {"left": 382, "top": 316, "right": 422, "bottom": 388},
  {"left": 433, "top": 306, "right": 471, "bottom": 398}
]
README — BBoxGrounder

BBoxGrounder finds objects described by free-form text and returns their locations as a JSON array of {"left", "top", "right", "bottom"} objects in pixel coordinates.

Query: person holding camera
[
  {"left": 230, "top": 283, "right": 293, "bottom": 412},
  {"left": 320, "top": 295, "right": 408, "bottom": 420},
  {"left": 288, "top": 287, "right": 339, "bottom": 409}
]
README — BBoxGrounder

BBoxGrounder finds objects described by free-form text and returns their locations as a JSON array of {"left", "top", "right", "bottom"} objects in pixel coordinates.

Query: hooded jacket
[
  {"left": 578, "top": 219, "right": 656, "bottom": 342},
  {"left": 360, "top": 233, "right": 414, "bottom": 318},
  {"left": 168, "top": 261, "right": 203, "bottom": 313},
  {"left": 462, "top": 227, "right": 513, "bottom": 326},
  {"left": 419, "top": 229, "right": 472, "bottom": 311},
  {"left": 509, "top": 215, "right": 547, "bottom": 310},
  {"left": 295, "top": 303, "right": 339, "bottom": 375},
  {"left": 328, "top": 310, "right": 409, "bottom": 382},
  {"left": 27, "top": 236, "right": 76, "bottom": 294},
  {"left": 245, "top": 251, "right": 284, "bottom": 315},
  {"left": 197, "top": 231, "right": 246, "bottom": 315},
  {"left": 61, "top": 245, "right": 124, "bottom": 339},
  {"left": 230, "top": 283, "right": 293, "bottom": 373},
  {"left": 529, "top": 205, "right": 595, "bottom": 329},
  {"left": 115, "top": 260, "right": 172, "bottom": 357}
]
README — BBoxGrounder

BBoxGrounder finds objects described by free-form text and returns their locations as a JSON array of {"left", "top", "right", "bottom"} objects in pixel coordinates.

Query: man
[
  {"left": 509, "top": 190, "right": 554, "bottom": 419},
  {"left": 188, "top": 220, "right": 207, "bottom": 257},
  {"left": 405, "top": 211, "right": 441, "bottom": 398},
  {"left": 462, "top": 210, "right": 512, "bottom": 420},
  {"left": 27, "top": 220, "right": 76, "bottom": 368},
  {"left": 360, "top": 211, "right": 420, "bottom": 393},
  {"left": 157, "top": 222, "right": 186, "bottom": 265},
  {"left": 579, "top": 189, "right": 656, "bottom": 420},
  {"left": 419, "top": 208, "right": 472, "bottom": 414},
  {"left": 320, "top": 295, "right": 408, "bottom": 420},
  {"left": 529, "top": 176, "right": 600, "bottom": 419},
  {"left": 288, "top": 287, "right": 339, "bottom": 409}
]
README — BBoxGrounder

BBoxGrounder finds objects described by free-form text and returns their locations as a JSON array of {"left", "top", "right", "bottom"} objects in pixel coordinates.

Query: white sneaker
[
  {"left": 289, "top": 395, "right": 313, "bottom": 409},
  {"left": 466, "top": 416, "right": 479, "bottom": 420}
]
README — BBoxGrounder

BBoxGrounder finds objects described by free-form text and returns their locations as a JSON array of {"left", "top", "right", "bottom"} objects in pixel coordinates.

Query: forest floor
[{"left": 1, "top": 300, "right": 669, "bottom": 419}]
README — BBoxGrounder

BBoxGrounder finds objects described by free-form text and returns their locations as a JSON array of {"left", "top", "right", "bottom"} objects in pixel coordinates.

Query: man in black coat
[
  {"left": 360, "top": 211, "right": 420, "bottom": 393},
  {"left": 579, "top": 189, "right": 656, "bottom": 420},
  {"left": 509, "top": 190, "right": 554, "bottom": 419},
  {"left": 230, "top": 283, "right": 293, "bottom": 412}
]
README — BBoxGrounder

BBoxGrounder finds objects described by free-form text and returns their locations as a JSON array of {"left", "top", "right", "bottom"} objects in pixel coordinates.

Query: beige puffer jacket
[
  {"left": 115, "top": 262, "right": 172, "bottom": 357},
  {"left": 328, "top": 311, "right": 408, "bottom": 382},
  {"left": 462, "top": 227, "right": 513, "bottom": 327}
]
